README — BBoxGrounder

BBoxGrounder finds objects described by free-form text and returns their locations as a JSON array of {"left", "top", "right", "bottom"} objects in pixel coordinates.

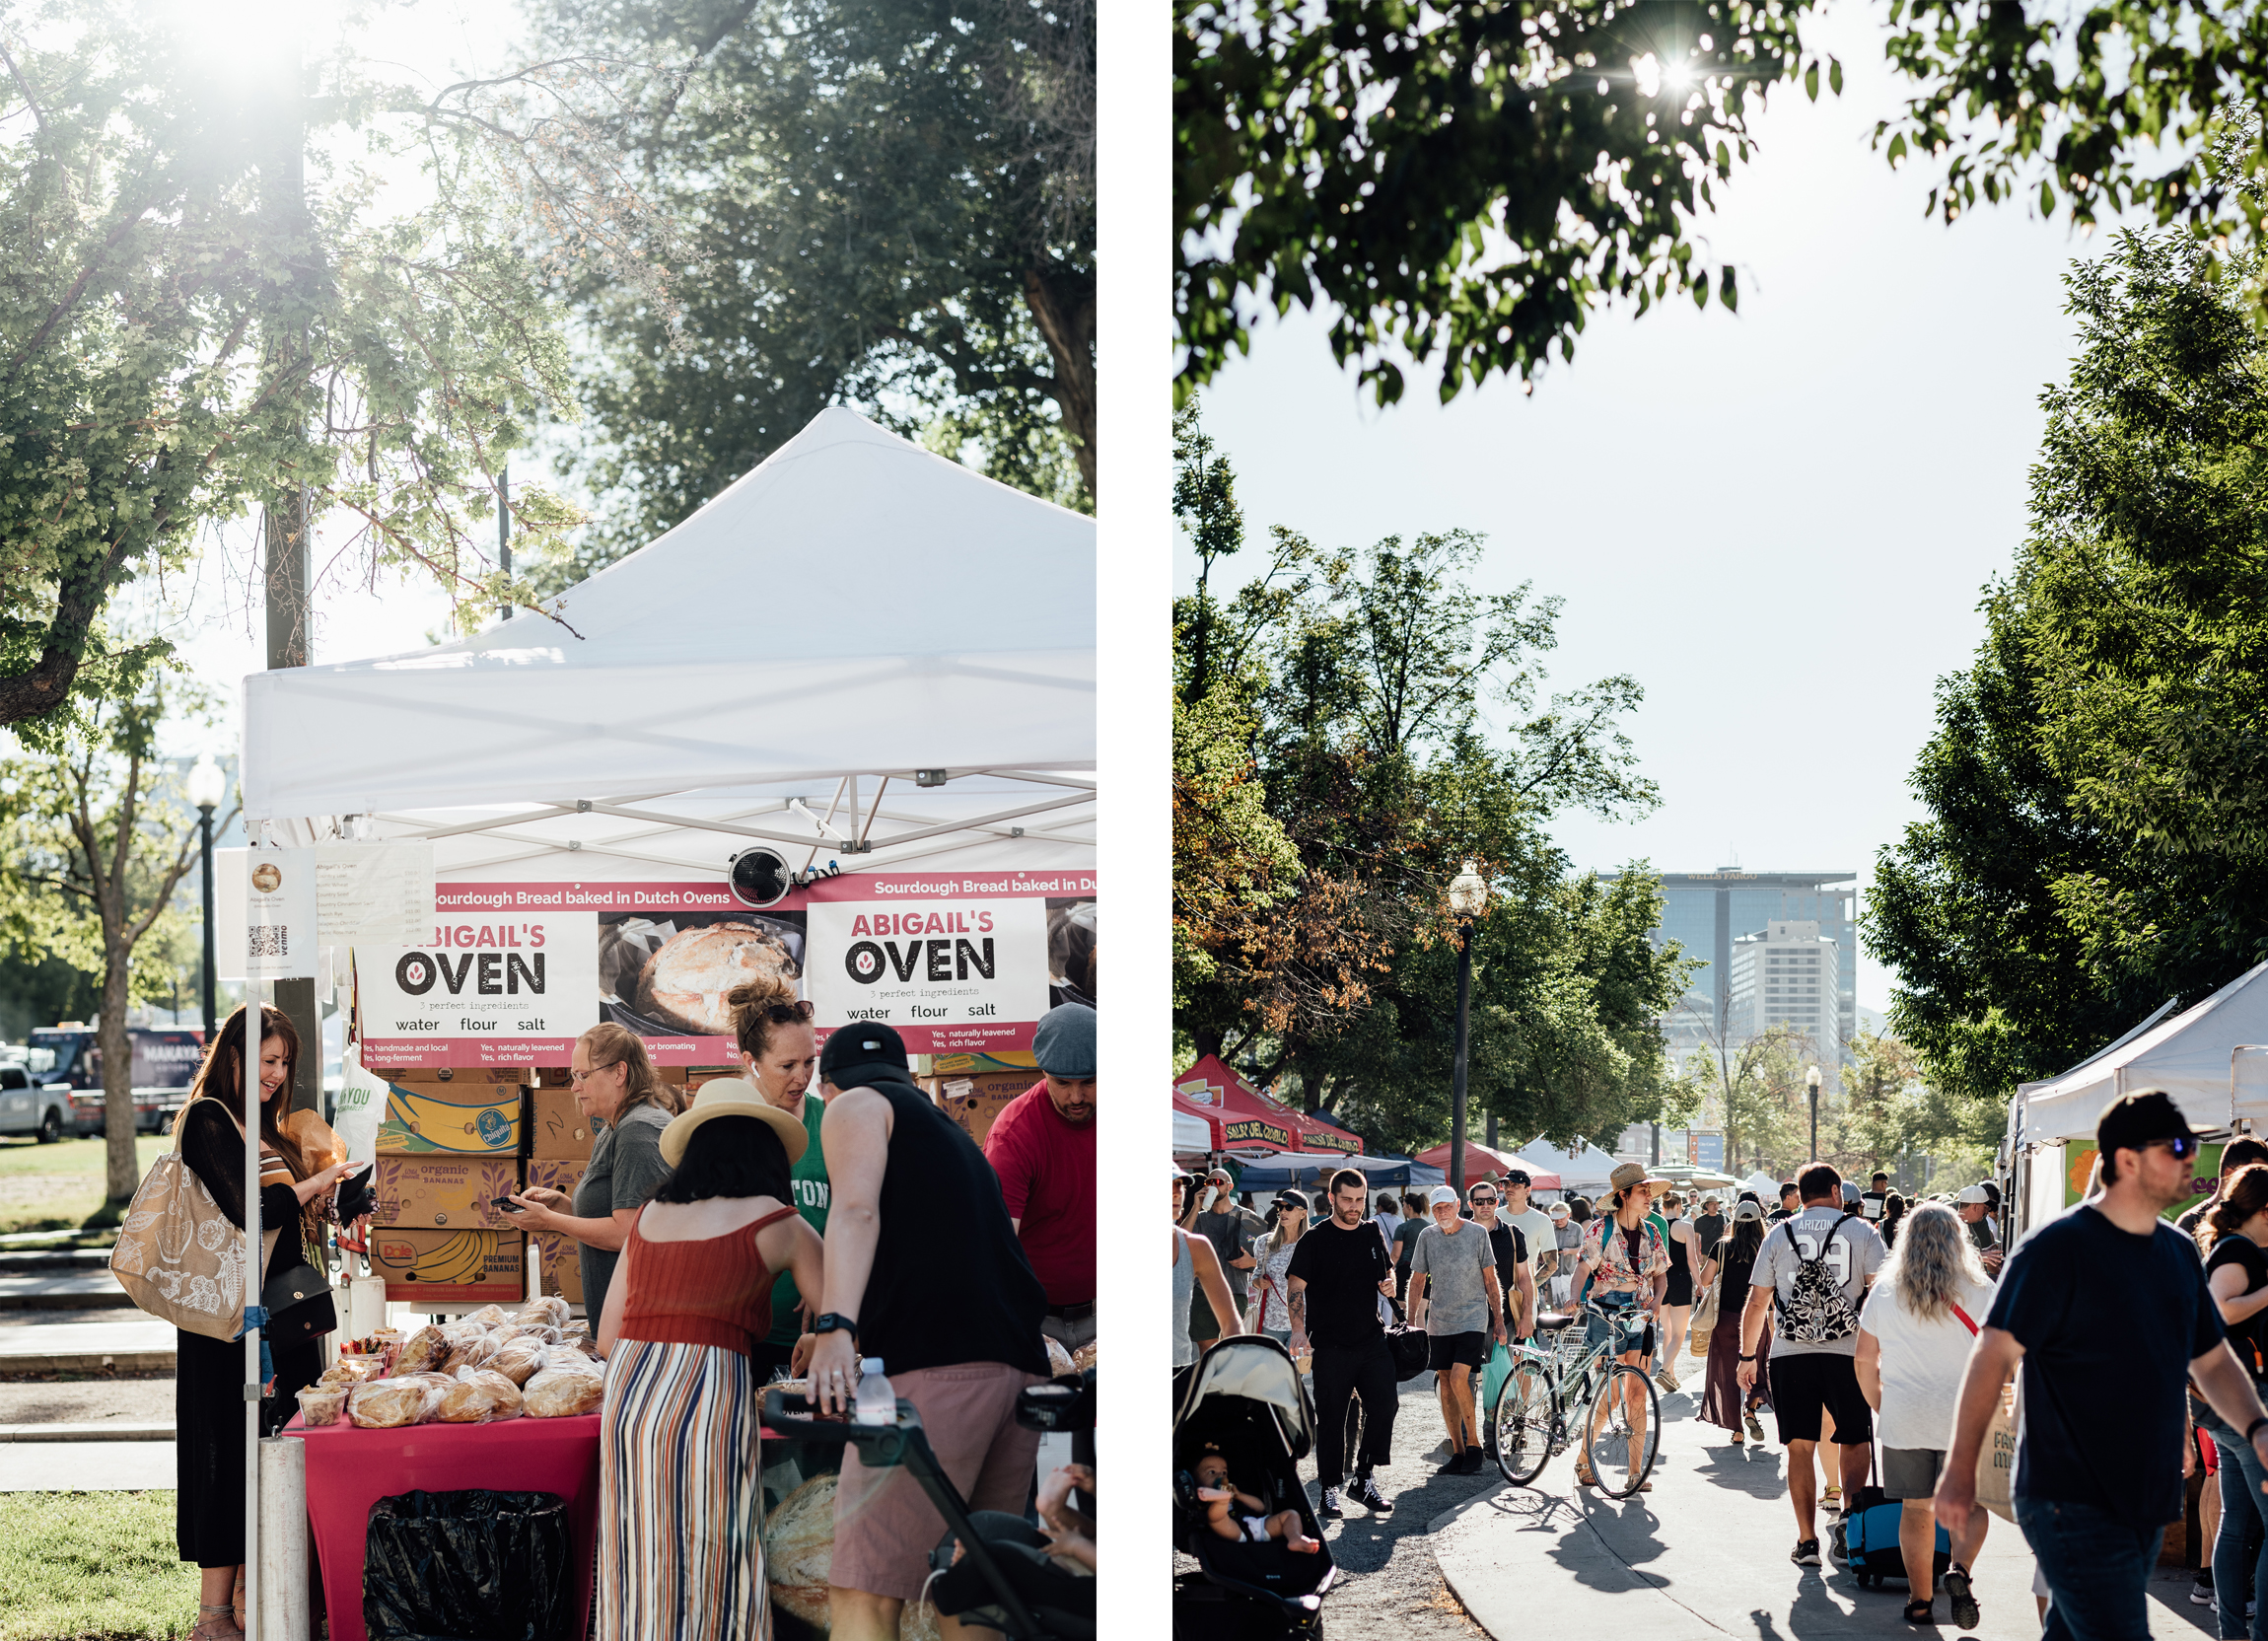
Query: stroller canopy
[{"left": 1177, "top": 1334, "right": 1314, "bottom": 1461}]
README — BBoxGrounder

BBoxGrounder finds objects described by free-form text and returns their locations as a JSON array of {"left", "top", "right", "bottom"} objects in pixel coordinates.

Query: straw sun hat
[{"left": 659, "top": 1079, "right": 810, "bottom": 1168}]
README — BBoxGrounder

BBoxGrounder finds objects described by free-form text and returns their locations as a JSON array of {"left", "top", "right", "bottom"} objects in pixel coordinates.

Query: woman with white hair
[{"left": 1854, "top": 1200, "right": 1995, "bottom": 1629}]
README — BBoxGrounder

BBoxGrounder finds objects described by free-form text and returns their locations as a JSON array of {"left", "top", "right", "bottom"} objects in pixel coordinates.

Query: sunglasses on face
[
  {"left": 1469, "top": 1195, "right": 1497, "bottom": 1205},
  {"left": 2145, "top": 1135, "right": 2203, "bottom": 1160}
]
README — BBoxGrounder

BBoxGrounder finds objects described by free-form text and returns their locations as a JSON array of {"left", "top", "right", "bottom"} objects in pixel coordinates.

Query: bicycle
[{"left": 1486, "top": 1299, "right": 1662, "bottom": 1498}]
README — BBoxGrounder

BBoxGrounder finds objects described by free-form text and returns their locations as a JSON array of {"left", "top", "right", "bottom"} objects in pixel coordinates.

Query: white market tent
[
  {"left": 240, "top": 408, "right": 1096, "bottom": 878},
  {"left": 1512, "top": 1137, "right": 1617, "bottom": 1193},
  {"left": 1172, "top": 1110, "right": 1214, "bottom": 1156},
  {"left": 2016, "top": 959, "right": 2268, "bottom": 1147}
]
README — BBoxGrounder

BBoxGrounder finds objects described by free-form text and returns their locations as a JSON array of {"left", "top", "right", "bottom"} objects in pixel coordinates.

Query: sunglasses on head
[{"left": 758, "top": 1001, "right": 815, "bottom": 1024}]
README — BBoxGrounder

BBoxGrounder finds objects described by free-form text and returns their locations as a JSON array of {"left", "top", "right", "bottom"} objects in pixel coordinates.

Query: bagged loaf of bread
[
  {"left": 523, "top": 1361, "right": 604, "bottom": 1417},
  {"left": 489, "top": 1336, "right": 549, "bottom": 1386},
  {"left": 436, "top": 1365, "right": 525, "bottom": 1423},
  {"left": 349, "top": 1377, "right": 439, "bottom": 1429},
  {"left": 296, "top": 1385, "right": 348, "bottom": 1427},
  {"left": 518, "top": 1294, "right": 571, "bottom": 1329},
  {"left": 464, "top": 1303, "right": 509, "bottom": 1328},
  {"left": 1044, "top": 1336, "right": 1076, "bottom": 1379},
  {"left": 392, "top": 1324, "right": 451, "bottom": 1377}
]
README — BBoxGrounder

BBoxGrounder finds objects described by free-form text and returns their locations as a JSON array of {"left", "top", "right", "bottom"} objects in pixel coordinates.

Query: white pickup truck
[{"left": 0, "top": 1062, "right": 71, "bottom": 1143}]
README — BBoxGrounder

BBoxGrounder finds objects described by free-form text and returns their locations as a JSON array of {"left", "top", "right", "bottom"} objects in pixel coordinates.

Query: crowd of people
[
  {"left": 166, "top": 993, "right": 1098, "bottom": 1641},
  {"left": 1169, "top": 1088, "right": 2268, "bottom": 1640}
]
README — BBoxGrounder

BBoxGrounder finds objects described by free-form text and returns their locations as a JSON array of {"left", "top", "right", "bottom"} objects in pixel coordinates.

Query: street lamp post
[
  {"left": 1447, "top": 862, "right": 1488, "bottom": 1192},
  {"left": 186, "top": 756, "right": 226, "bottom": 1041},
  {"left": 1806, "top": 1063, "right": 1822, "bottom": 1164}
]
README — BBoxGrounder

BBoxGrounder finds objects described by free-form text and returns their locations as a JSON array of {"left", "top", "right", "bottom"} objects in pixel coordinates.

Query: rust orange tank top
[{"left": 617, "top": 1205, "right": 798, "bottom": 1357}]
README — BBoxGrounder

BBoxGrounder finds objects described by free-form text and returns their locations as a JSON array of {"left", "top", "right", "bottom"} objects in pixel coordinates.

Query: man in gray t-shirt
[
  {"left": 1408, "top": 1185, "right": 1504, "bottom": 1474},
  {"left": 1736, "top": 1168, "right": 1886, "bottom": 1561}
]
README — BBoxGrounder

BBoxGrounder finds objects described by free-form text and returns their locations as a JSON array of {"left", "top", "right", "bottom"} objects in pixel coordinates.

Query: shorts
[
  {"left": 1585, "top": 1310, "right": 1655, "bottom": 1362},
  {"left": 1428, "top": 1330, "right": 1487, "bottom": 1372},
  {"left": 1767, "top": 1351, "right": 1875, "bottom": 1447},
  {"left": 832, "top": 1361, "right": 1043, "bottom": 1601},
  {"left": 1880, "top": 1446, "right": 1946, "bottom": 1501}
]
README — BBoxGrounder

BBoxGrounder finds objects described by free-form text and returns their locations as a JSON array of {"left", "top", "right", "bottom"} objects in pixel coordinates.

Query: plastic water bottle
[{"left": 854, "top": 1358, "right": 895, "bottom": 1426}]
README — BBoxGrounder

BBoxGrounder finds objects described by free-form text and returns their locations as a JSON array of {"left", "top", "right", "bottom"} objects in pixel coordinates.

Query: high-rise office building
[
  {"left": 1624, "top": 869, "right": 1859, "bottom": 1074},
  {"left": 1727, "top": 920, "right": 1839, "bottom": 1045}
]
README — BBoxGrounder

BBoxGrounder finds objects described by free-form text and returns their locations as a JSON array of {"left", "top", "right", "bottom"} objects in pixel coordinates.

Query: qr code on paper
[{"left": 248, "top": 926, "right": 289, "bottom": 958}]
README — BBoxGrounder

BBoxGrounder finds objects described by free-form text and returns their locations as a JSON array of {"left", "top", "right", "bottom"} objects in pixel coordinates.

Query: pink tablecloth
[{"left": 285, "top": 1411, "right": 602, "bottom": 1641}]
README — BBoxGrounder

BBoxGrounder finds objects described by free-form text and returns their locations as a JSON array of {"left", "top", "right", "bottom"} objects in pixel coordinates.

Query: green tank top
[{"left": 765, "top": 1093, "right": 830, "bottom": 1346}]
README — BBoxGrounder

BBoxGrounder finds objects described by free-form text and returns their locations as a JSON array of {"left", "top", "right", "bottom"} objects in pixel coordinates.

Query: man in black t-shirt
[
  {"left": 1468, "top": 1182, "right": 1535, "bottom": 1340},
  {"left": 1288, "top": 1167, "right": 1400, "bottom": 1519},
  {"left": 1768, "top": 1181, "right": 1800, "bottom": 1225},
  {"left": 1940, "top": 1090, "right": 2268, "bottom": 1639}
]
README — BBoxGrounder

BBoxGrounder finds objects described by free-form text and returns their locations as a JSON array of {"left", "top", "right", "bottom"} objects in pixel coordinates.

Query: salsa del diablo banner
[{"left": 355, "top": 870, "right": 1095, "bottom": 1068}]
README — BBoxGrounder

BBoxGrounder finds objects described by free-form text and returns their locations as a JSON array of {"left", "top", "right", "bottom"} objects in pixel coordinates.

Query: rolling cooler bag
[{"left": 1840, "top": 1485, "right": 1949, "bottom": 1591}]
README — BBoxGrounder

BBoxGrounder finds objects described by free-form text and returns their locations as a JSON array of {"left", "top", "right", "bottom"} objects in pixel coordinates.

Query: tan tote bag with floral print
[{"left": 108, "top": 1117, "right": 280, "bottom": 1341}]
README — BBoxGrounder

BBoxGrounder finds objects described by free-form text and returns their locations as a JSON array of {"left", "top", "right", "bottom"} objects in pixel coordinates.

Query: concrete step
[
  {"left": 0, "top": 1271, "right": 126, "bottom": 1311},
  {"left": 0, "top": 1421, "right": 174, "bottom": 1442},
  {"left": 0, "top": 1248, "right": 113, "bottom": 1274},
  {"left": 0, "top": 1318, "right": 176, "bottom": 1375}
]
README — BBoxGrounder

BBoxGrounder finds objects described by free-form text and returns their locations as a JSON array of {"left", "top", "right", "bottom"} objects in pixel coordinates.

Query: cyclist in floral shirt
[{"left": 1571, "top": 1162, "right": 1672, "bottom": 1488}]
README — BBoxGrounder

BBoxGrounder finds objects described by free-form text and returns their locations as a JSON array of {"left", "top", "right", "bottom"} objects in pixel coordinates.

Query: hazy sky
[{"left": 1180, "top": 2, "right": 2146, "bottom": 1013}]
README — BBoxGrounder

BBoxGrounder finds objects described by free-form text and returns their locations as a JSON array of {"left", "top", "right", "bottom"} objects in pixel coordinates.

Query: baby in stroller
[{"left": 1194, "top": 1448, "right": 1319, "bottom": 1554}]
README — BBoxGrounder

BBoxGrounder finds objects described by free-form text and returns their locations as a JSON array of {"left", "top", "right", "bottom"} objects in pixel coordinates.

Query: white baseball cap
[
  {"left": 1954, "top": 1183, "right": 1991, "bottom": 1204},
  {"left": 1548, "top": 1201, "right": 1571, "bottom": 1218},
  {"left": 1428, "top": 1184, "right": 1460, "bottom": 1207}
]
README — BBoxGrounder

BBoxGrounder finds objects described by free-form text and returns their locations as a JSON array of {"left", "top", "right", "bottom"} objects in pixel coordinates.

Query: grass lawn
[
  {"left": 0, "top": 1136, "right": 169, "bottom": 1237},
  {"left": 0, "top": 1492, "right": 196, "bottom": 1639}
]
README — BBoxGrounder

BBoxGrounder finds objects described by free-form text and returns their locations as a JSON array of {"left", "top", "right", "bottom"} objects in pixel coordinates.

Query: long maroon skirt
[{"left": 1697, "top": 1303, "right": 1772, "bottom": 1433}]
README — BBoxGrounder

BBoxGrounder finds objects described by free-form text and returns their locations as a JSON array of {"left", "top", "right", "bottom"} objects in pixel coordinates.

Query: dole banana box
[
  {"left": 377, "top": 1079, "right": 524, "bottom": 1157},
  {"left": 529, "top": 1089, "right": 594, "bottom": 1161},
  {"left": 371, "top": 1157, "right": 522, "bottom": 1232},
  {"left": 370, "top": 1227, "right": 525, "bottom": 1304}
]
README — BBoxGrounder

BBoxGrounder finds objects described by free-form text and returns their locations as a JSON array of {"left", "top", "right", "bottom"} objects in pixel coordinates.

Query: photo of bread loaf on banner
[{"left": 596, "top": 909, "right": 806, "bottom": 1037}]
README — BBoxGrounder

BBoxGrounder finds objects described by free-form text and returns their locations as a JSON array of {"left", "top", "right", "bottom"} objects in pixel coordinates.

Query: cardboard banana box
[
  {"left": 528, "top": 1089, "right": 594, "bottom": 1161},
  {"left": 376, "top": 1080, "right": 524, "bottom": 1157},
  {"left": 527, "top": 1230, "right": 585, "bottom": 1308},
  {"left": 932, "top": 1070, "right": 1037, "bottom": 1149},
  {"left": 370, "top": 1227, "right": 525, "bottom": 1303},
  {"left": 370, "top": 1157, "right": 523, "bottom": 1231}
]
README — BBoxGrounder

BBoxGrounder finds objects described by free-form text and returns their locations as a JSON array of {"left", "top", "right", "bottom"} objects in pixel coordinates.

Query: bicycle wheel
[
  {"left": 1583, "top": 1363, "right": 1661, "bottom": 1499},
  {"left": 1491, "top": 1360, "right": 1555, "bottom": 1485}
]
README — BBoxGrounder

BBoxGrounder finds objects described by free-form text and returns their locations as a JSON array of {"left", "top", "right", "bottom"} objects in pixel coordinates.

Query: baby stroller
[
  {"left": 1172, "top": 1334, "right": 1335, "bottom": 1639},
  {"left": 762, "top": 1376, "right": 1095, "bottom": 1641}
]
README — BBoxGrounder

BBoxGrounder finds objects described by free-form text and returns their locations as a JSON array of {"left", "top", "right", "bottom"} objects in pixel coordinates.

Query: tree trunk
[
  {"left": 1023, "top": 263, "right": 1095, "bottom": 496},
  {"left": 101, "top": 956, "right": 137, "bottom": 1206}
]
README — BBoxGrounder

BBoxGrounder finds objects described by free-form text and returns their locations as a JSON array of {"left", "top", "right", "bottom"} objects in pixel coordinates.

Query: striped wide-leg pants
[{"left": 600, "top": 1337, "right": 770, "bottom": 1639}]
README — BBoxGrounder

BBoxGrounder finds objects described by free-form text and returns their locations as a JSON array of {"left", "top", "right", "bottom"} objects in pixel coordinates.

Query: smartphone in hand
[{"left": 492, "top": 1197, "right": 527, "bottom": 1213}]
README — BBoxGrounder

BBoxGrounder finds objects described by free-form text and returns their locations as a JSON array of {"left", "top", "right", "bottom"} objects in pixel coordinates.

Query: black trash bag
[{"left": 363, "top": 1489, "right": 574, "bottom": 1641}]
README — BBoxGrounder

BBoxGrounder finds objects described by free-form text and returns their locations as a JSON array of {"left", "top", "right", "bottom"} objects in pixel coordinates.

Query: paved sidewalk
[
  {"left": 1433, "top": 1380, "right": 2213, "bottom": 1639},
  {"left": 0, "top": 1269, "right": 125, "bottom": 1311},
  {"left": 1, "top": 1440, "right": 176, "bottom": 1489},
  {"left": 0, "top": 1317, "right": 175, "bottom": 1374}
]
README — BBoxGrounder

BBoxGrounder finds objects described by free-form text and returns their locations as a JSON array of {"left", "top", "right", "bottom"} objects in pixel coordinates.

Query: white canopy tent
[
  {"left": 1511, "top": 1137, "right": 1617, "bottom": 1193},
  {"left": 2016, "top": 959, "right": 2268, "bottom": 1146},
  {"left": 240, "top": 408, "right": 1096, "bottom": 876}
]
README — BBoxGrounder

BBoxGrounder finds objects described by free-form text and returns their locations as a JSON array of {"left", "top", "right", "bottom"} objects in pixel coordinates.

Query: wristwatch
[
  {"left": 813, "top": 1313, "right": 859, "bottom": 1340},
  {"left": 2247, "top": 1415, "right": 2268, "bottom": 1446}
]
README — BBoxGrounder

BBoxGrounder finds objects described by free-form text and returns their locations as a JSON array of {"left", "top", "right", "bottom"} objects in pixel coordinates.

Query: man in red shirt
[{"left": 984, "top": 1002, "right": 1097, "bottom": 1350}]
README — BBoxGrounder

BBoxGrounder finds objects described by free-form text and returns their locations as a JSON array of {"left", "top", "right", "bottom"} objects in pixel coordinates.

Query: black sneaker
[
  {"left": 1454, "top": 1449, "right": 1488, "bottom": 1475},
  {"left": 1319, "top": 1485, "right": 1344, "bottom": 1519},
  {"left": 1349, "top": 1474, "right": 1393, "bottom": 1514},
  {"left": 1791, "top": 1538, "right": 1821, "bottom": 1567},
  {"left": 1436, "top": 1449, "right": 1468, "bottom": 1474}
]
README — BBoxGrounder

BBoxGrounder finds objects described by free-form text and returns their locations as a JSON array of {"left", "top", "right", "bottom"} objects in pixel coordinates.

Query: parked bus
[{"left": 24, "top": 1025, "right": 206, "bottom": 1137}]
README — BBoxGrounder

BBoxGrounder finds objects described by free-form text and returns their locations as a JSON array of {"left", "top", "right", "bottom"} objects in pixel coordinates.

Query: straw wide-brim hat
[
  {"left": 1607, "top": 1162, "right": 1672, "bottom": 1195},
  {"left": 660, "top": 1079, "right": 809, "bottom": 1168}
]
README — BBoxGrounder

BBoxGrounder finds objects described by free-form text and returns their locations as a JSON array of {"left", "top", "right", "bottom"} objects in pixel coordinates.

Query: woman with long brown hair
[
  {"left": 2193, "top": 1162, "right": 2268, "bottom": 1641},
  {"left": 174, "top": 1004, "right": 357, "bottom": 1641},
  {"left": 511, "top": 1023, "right": 680, "bottom": 1322}
]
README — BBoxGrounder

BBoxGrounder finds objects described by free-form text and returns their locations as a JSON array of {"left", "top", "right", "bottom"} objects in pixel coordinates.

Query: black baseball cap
[
  {"left": 1502, "top": 1169, "right": 1530, "bottom": 1186},
  {"left": 819, "top": 1022, "right": 908, "bottom": 1081},
  {"left": 2096, "top": 1088, "right": 2200, "bottom": 1160}
]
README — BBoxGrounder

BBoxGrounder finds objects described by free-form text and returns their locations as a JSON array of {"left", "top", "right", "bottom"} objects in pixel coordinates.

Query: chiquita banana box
[
  {"left": 376, "top": 1079, "right": 524, "bottom": 1156},
  {"left": 370, "top": 1158, "right": 523, "bottom": 1230},
  {"left": 370, "top": 1227, "right": 524, "bottom": 1303}
]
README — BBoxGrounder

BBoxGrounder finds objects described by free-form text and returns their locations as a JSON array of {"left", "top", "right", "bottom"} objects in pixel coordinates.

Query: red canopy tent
[
  {"left": 1412, "top": 1140, "right": 1563, "bottom": 1190},
  {"left": 1171, "top": 1088, "right": 1226, "bottom": 1151},
  {"left": 1173, "top": 1054, "right": 1359, "bottom": 1155}
]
